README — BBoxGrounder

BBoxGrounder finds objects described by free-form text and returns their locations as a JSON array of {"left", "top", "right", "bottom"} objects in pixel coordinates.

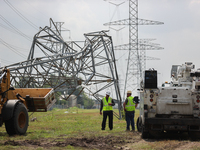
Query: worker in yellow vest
[
  {"left": 123, "top": 91, "right": 138, "bottom": 132},
  {"left": 100, "top": 91, "right": 115, "bottom": 130}
]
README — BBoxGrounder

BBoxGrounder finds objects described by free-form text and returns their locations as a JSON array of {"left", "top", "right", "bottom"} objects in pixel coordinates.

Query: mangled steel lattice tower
[{"left": 1, "top": 19, "right": 122, "bottom": 118}]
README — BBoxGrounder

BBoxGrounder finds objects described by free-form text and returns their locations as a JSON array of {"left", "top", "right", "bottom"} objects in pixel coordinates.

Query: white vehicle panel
[{"left": 157, "top": 87, "right": 192, "bottom": 114}]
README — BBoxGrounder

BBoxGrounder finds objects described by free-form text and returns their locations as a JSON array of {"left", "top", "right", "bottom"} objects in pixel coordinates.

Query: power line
[
  {"left": 0, "top": 22, "right": 32, "bottom": 42},
  {"left": 0, "top": 38, "right": 27, "bottom": 58},
  {"left": 0, "top": 15, "right": 32, "bottom": 41},
  {"left": 22, "top": 0, "right": 50, "bottom": 21},
  {"left": 0, "top": 58, "right": 15, "bottom": 65},
  {"left": 0, "top": 39, "right": 29, "bottom": 52},
  {"left": 0, "top": 22, "right": 16, "bottom": 34},
  {"left": 7, "top": 44, "right": 29, "bottom": 52},
  {"left": 4, "top": 0, "right": 38, "bottom": 30}
]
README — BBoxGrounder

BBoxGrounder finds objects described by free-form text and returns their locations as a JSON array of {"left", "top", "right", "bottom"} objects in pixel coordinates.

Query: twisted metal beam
[{"left": 1, "top": 19, "right": 122, "bottom": 118}]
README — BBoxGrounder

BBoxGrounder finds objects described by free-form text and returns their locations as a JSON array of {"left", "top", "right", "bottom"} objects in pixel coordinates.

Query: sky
[{"left": 0, "top": 0, "right": 200, "bottom": 94}]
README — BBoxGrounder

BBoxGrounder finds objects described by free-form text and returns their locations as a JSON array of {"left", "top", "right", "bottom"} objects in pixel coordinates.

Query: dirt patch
[
  {"left": 175, "top": 141, "right": 200, "bottom": 150},
  {"left": 2, "top": 132, "right": 200, "bottom": 150},
  {"left": 2, "top": 134, "right": 140, "bottom": 150},
  {"left": 122, "top": 132, "right": 200, "bottom": 150}
]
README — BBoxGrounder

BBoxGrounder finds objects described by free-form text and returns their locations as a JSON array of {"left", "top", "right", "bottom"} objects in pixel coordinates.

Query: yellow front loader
[{"left": 0, "top": 68, "right": 55, "bottom": 135}]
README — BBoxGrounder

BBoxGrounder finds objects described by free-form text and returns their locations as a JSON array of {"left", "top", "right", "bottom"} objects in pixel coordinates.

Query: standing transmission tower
[{"left": 104, "top": 0, "right": 164, "bottom": 99}]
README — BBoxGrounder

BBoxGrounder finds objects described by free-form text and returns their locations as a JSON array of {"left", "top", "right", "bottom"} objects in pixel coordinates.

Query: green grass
[
  {"left": 0, "top": 109, "right": 139, "bottom": 139},
  {"left": 0, "top": 109, "right": 142, "bottom": 149},
  {"left": 0, "top": 109, "right": 198, "bottom": 149}
]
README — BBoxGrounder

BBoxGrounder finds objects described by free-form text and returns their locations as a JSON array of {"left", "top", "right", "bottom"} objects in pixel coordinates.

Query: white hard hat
[
  {"left": 106, "top": 91, "right": 110, "bottom": 96},
  {"left": 127, "top": 90, "right": 132, "bottom": 94}
]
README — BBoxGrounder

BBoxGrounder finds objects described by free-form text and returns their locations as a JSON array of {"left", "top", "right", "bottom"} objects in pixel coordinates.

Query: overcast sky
[{"left": 0, "top": 0, "right": 200, "bottom": 89}]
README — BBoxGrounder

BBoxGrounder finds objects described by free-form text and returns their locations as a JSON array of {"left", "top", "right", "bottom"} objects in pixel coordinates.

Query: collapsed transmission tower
[
  {"left": 104, "top": 0, "right": 163, "bottom": 99},
  {"left": 1, "top": 18, "right": 122, "bottom": 119}
]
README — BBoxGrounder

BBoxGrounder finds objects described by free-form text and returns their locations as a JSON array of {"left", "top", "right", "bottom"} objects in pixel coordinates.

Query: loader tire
[{"left": 5, "top": 103, "right": 29, "bottom": 135}]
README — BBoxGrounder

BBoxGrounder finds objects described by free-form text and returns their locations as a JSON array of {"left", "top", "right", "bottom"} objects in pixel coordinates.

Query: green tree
[{"left": 82, "top": 94, "right": 94, "bottom": 109}]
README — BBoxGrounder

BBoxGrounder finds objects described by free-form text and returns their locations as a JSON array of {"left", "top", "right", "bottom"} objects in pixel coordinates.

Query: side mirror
[{"left": 9, "top": 87, "right": 15, "bottom": 90}]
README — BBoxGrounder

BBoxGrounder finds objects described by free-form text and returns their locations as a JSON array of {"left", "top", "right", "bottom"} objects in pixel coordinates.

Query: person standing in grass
[
  {"left": 123, "top": 90, "right": 139, "bottom": 132},
  {"left": 100, "top": 91, "right": 115, "bottom": 130}
]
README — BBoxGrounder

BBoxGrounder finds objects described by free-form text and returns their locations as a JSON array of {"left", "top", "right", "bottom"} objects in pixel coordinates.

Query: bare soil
[
  {"left": 2, "top": 134, "right": 137, "bottom": 150},
  {"left": 2, "top": 132, "right": 200, "bottom": 150}
]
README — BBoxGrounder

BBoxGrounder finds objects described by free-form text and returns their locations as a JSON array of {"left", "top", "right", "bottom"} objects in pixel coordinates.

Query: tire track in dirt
[
  {"left": 2, "top": 135, "right": 141, "bottom": 150},
  {"left": 2, "top": 132, "right": 199, "bottom": 150},
  {"left": 122, "top": 132, "right": 199, "bottom": 150},
  {"left": 161, "top": 141, "right": 189, "bottom": 150},
  {"left": 175, "top": 141, "right": 200, "bottom": 150}
]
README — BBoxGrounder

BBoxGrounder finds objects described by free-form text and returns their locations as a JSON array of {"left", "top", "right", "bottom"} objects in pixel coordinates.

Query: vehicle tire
[
  {"left": 149, "top": 130, "right": 163, "bottom": 139},
  {"left": 141, "top": 126, "right": 149, "bottom": 139},
  {"left": 5, "top": 117, "right": 16, "bottom": 135},
  {"left": 189, "top": 131, "right": 200, "bottom": 140},
  {"left": 137, "top": 117, "right": 142, "bottom": 132},
  {"left": 5, "top": 103, "right": 29, "bottom": 135}
]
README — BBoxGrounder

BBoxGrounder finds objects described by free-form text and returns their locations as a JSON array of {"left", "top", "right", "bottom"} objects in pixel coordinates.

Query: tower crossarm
[
  {"left": 114, "top": 43, "right": 164, "bottom": 50},
  {"left": 104, "top": 18, "right": 163, "bottom": 26},
  {"left": 138, "top": 43, "right": 164, "bottom": 50},
  {"left": 146, "top": 56, "right": 160, "bottom": 60}
]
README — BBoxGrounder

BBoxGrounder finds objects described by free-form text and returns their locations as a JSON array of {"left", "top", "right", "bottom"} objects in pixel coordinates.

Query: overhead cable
[
  {"left": 4, "top": 0, "right": 38, "bottom": 30},
  {"left": 0, "top": 15, "right": 32, "bottom": 41},
  {"left": 0, "top": 38, "right": 27, "bottom": 58},
  {"left": 22, "top": 0, "right": 49, "bottom": 21},
  {"left": 0, "top": 58, "right": 15, "bottom": 65}
]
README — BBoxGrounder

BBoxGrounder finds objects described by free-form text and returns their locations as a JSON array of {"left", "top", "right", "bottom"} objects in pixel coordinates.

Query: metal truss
[
  {"left": 113, "top": 42, "right": 163, "bottom": 51},
  {"left": 104, "top": 0, "right": 163, "bottom": 99},
  {"left": 104, "top": 18, "right": 163, "bottom": 26},
  {"left": 1, "top": 19, "right": 122, "bottom": 119}
]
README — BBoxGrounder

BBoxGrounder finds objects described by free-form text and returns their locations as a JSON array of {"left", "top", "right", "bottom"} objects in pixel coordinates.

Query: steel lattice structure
[
  {"left": 104, "top": 0, "right": 163, "bottom": 99},
  {"left": 1, "top": 19, "right": 122, "bottom": 118}
]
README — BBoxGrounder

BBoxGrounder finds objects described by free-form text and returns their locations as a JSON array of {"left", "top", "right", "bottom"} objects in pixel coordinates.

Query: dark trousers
[
  {"left": 125, "top": 111, "right": 135, "bottom": 130},
  {"left": 102, "top": 111, "right": 113, "bottom": 130}
]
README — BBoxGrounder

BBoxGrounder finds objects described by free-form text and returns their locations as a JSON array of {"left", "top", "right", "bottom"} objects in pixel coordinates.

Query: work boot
[
  {"left": 131, "top": 130, "right": 135, "bottom": 132},
  {"left": 125, "top": 129, "right": 130, "bottom": 132}
]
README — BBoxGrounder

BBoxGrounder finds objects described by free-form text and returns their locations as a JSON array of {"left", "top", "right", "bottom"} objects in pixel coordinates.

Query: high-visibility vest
[
  {"left": 125, "top": 96, "right": 135, "bottom": 111},
  {"left": 103, "top": 97, "right": 113, "bottom": 111}
]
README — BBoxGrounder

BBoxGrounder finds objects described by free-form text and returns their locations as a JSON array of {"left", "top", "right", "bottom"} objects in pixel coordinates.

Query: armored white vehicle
[{"left": 137, "top": 62, "right": 200, "bottom": 138}]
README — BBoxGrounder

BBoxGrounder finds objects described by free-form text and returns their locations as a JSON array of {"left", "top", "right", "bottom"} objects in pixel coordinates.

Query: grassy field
[{"left": 0, "top": 108, "right": 200, "bottom": 149}]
